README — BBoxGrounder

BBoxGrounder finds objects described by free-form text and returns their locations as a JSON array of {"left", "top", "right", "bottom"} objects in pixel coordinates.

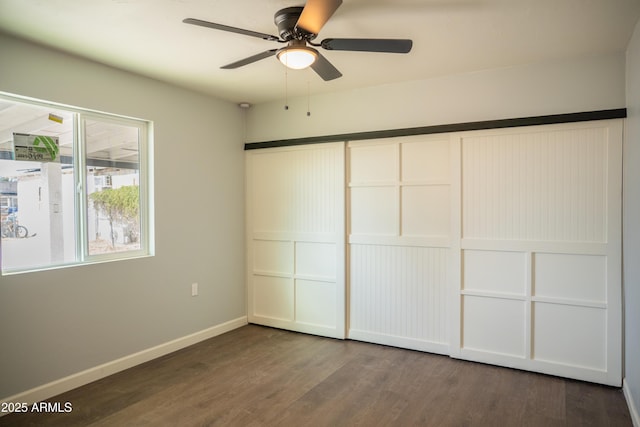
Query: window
[{"left": 0, "top": 92, "right": 153, "bottom": 274}]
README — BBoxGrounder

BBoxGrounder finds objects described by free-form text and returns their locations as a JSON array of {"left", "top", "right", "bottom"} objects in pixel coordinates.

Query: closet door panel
[
  {"left": 454, "top": 120, "right": 622, "bottom": 386},
  {"left": 533, "top": 253, "right": 606, "bottom": 302},
  {"left": 350, "top": 186, "right": 397, "bottom": 236},
  {"left": 463, "top": 250, "right": 526, "bottom": 295},
  {"left": 461, "top": 126, "right": 609, "bottom": 242},
  {"left": 533, "top": 302, "right": 606, "bottom": 370},
  {"left": 295, "top": 279, "right": 337, "bottom": 328},
  {"left": 401, "top": 186, "right": 450, "bottom": 237},
  {"left": 252, "top": 276, "right": 294, "bottom": 321},
  {"left": 348, "top": 136, "right": 455, "bottom": 354},
  {"left": 401, "top": 139, "right": 450, "bottom": 182},
  {"left": 246, "top": 142, "right": 345, "bottom": 338},
  {"left": 350, "top": 143, "right": 398, "bottom": 183},
  {"left": 252, "top": 240, "right": 292, "bottom": 275},
  {"left": 350, "top": 245, "right": 449, "bottom": 350},
  {"left": 295, "top": 242, "right": 336, "bottom": 280},
  {"left": 462, "top": 296, "right": 526, "bottom": 357}
]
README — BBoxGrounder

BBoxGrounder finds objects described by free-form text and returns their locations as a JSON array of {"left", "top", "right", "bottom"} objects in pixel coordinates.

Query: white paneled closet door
[
  {"left": 246, "top": 142, "right": 346, "bottom": 338},
  {"left": 347, "top": 136, "right": 458, "bottom": 354},
  {"left": 452, "top": 120, "right": 623, "bottom": 386}
]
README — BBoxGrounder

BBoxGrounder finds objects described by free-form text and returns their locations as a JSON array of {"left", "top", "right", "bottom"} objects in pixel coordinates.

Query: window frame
[{"left": 0, "top": 91, "right": 154, "bottom": 275}]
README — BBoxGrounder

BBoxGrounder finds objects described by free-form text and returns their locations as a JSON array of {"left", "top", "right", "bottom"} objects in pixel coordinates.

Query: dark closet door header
[{"left": 244, "top": 108, "right": 626, "bottom": 151}]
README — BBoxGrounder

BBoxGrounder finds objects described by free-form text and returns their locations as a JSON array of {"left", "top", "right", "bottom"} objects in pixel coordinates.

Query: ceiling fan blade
[
  {"left": 321, "top": 38, "right": 413, "bottom": 53},
  {"left": 221, "top": 49, "right": 278, "bottom": 69},
  {"left": 310, "top": 53, "right": 342, "bottom": 81},
  {"left": 296, "top": 0, "right": 343, "bottom": 35},
  {"left": 183, "top": 18, "right": 280, "bottom": 41}
]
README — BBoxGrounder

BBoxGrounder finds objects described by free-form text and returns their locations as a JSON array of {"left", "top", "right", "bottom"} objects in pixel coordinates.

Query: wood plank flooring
[{"left": 0, "top": 324, "right": 632, "bottom": 426}]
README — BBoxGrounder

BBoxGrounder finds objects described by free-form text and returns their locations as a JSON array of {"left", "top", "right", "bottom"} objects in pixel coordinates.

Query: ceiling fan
[{"left": 183, "top": 0, "right": 413, "bottom": 81}]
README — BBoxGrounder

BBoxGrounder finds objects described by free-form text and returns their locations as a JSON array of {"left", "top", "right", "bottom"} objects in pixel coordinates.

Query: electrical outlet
[{"left": 191, "top": 282, "right": 198, "bottom": 297}]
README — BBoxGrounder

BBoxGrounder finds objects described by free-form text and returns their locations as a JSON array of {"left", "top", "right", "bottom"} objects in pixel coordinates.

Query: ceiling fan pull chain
[
  {"left": 307, "top": 79, "right": 311, "bottom": 117},
  {"left": 284, "top": 65, "right": 289, "bottom": 110}
]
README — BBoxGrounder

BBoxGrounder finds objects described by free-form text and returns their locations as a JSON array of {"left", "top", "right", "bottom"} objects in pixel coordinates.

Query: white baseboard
[
  {"left": 624, "top": 379, "right": 640, "bottom": 427},
  {"left": 0, "top": 316, "right": 247, "bottom": 413}
]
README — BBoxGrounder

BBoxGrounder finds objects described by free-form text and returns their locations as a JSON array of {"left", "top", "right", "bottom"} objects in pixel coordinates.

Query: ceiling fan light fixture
[{"left": 277, "top": 45, "right": 318, "bottom": 70}]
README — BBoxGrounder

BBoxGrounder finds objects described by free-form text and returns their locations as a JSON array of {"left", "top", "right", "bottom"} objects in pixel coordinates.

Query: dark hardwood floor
[{"left": 1, "top": 324, "right": 632, "bottom": 426}]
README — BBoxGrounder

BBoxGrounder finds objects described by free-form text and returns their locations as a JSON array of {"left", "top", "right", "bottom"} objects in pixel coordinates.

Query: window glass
[
  {"left": 0, "top": 93, "right": 152, "bottom": 274},
  {"left": 84, "top": 118, "right": 142, "bottom": 256},
  {"left": 0, "top": 101, "right": 76, "bottom": 271}
]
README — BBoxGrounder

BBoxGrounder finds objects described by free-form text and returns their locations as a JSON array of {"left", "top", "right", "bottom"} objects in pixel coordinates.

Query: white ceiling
[{"left": 1, "top": 0, "right": 639, "bottom": 105}]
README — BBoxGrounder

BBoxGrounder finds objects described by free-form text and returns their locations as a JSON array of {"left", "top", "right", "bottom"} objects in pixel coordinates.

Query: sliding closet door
[
  {"left": 246, "top": 142, "right": 345, "bottom": 338},
  {"left": 347, "top": 136, "right": 458, "bottom": 354},
  {"left": 452, "top": 120, "right": 622, "bottom": 386}
]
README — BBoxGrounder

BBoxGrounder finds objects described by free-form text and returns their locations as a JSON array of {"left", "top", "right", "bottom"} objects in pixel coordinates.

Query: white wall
[
  {"left": 624, "top": 17, "right": 640, "bottom": 424},
  {"left": 0, "top": 32, "right": 246, "bottom": 399},
  {"left": 245, "top": 53, "right": 625, "bottom": 143}
]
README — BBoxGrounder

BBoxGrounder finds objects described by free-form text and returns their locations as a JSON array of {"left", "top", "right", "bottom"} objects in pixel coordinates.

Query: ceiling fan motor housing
[{"left": 274, "top": 7, "right": 312, "bottom": 41}]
